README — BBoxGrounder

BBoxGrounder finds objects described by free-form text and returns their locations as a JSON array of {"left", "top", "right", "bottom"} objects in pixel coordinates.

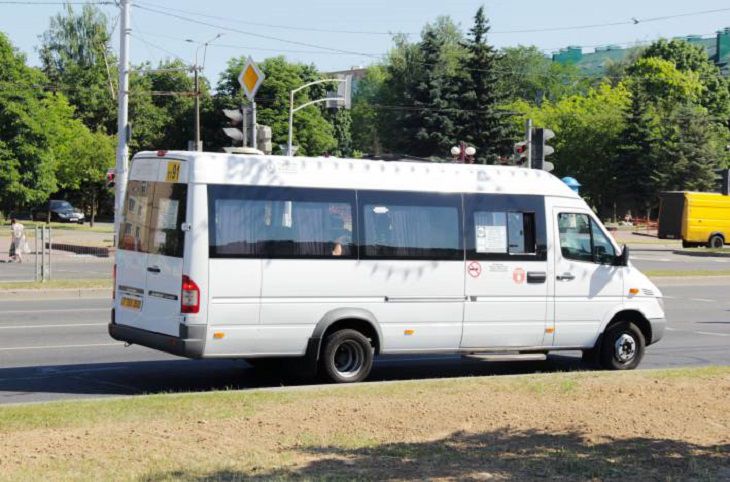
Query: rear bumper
[
  {"left": 109, "top": 309, "right": 206, "bottom": 358},
  {"left": 649, "top": 317, "right": 666, "bottom": 345}
]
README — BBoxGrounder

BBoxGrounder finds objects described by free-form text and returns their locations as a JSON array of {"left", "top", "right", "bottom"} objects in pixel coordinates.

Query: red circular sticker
[
  {"left": 513, "top": 268, "right": 526, "bottom": 284},
  {"left": 468, "top": 261, "right": 482, "bottom": 278}
]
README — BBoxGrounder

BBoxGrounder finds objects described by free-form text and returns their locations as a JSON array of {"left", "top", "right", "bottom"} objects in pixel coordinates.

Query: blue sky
[{"left": 3, "top": 0, "right": 730, "bottom": 87}]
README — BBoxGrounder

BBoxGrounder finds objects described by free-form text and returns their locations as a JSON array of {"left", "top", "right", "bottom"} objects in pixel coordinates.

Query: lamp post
[{"left": 287, "top": 76, "right": 351, "bottom": 156}]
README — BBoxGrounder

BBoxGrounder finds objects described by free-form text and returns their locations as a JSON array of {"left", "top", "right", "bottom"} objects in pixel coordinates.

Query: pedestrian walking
[{"left": 9, "top": 218, "right": 27, "bottom": 263}]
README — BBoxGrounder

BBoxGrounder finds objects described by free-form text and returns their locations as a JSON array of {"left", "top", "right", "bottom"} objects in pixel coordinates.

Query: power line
[
  {"left": 135, "top": 0, "right": 412, "bottom": 37},
  {"left": 132, "top": 3, "right": 382, "bottom": 58},
  {"left": 490, "top": 7, "right": 730, "bottom": 34}
]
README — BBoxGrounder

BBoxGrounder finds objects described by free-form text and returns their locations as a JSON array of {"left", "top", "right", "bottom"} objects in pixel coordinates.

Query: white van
[{"left": 110, "top": 151, "right": 666, "bottom": 383}]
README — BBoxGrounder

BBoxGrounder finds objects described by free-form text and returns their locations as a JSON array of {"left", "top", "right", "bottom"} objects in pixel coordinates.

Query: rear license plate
[{"left": 121, "top": 297, "right": 142, "bottom": 310}]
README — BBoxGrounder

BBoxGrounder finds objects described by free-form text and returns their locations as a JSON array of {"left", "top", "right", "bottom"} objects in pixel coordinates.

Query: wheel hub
[
  {"left": 333, "top": 340, "right": 364, "bottom": 378},
  {"left": 614, "top": 334, "right": 637, "bottom": 363}
]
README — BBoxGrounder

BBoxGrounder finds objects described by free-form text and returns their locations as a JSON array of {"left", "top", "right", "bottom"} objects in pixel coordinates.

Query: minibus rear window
[{"left": 118, "top": 181, "right": 187, "bottom": 257}]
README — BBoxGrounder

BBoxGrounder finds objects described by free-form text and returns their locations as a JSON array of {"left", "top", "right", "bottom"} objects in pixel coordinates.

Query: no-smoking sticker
[
  {"left": 467, "top": 261, "right": 482, "bottom": 278},
  {"left": 513, "top": 267, "right": 526, "bottom": 284}
]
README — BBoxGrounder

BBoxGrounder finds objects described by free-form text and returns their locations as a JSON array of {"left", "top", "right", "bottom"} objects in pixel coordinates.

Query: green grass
[
  {"left": 645, "top": 269, "right": 730, "bottom": 277},
  {"left": 0, "top": 278, "right": 112, "bottom": 290}
]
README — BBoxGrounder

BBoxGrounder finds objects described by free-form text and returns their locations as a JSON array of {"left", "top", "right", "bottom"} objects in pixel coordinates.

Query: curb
[
  {"left": 0, "top": 288, "right": 111, "bottom": 300},
  {"left": 672, "top": 250, "right": 730, "bottom": 258}
]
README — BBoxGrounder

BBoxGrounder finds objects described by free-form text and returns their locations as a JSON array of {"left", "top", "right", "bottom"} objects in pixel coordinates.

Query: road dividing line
[
  {"left": 664, "top": 327, "right": 730, "bottom": 337},
  {"left": 0, "top": 308, "right": 109, "bottom": 315},
  {"left": 0, "top": 342, "right": 123, "bottom": 352},
  {"left": 690, "top": 298, "right": 715, "bottom": 303},
  {"left": 0, "top": 323, "right": 107, "bottom": 330}
]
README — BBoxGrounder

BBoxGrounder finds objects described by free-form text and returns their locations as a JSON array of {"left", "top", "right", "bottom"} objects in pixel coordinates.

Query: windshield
[{"left": 50, "top": 201, "right": 73, "bottom": 210}]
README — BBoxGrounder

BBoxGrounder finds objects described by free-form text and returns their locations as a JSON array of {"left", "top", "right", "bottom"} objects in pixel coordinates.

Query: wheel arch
[
  {"left": 603, "top": 309, "right": 652, "bottom": 345},
  {"left": 708, "top": 232, "right": 725, "bottom": 243},
  {"left": 305, "top": 308, "right": 382, "bottom": 366}
]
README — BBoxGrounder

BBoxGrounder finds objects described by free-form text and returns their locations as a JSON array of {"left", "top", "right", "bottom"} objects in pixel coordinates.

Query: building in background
[{"left": 552, "top": 27, "right": 730, "bottom": 75}]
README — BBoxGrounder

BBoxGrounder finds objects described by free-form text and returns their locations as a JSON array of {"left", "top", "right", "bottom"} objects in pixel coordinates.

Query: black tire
[
  {"left": 599, "top": 321, "right": 645, "bottom": 370},
  {"left": 320, "top": 329, "right": 373, "bottom": 383},
  {"left": 708, "top": 234, "right": 724, "bottom": 249}
]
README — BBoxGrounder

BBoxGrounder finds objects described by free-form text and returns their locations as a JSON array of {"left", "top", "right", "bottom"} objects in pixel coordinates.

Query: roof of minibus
[{"left": 133, "top": 151, "right": 580, "bottom": 199}]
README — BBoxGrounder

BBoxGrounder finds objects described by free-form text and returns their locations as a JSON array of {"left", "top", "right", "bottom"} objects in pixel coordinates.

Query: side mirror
[{"left": 615, "top": 244, "right": 629, "bottom": 267}]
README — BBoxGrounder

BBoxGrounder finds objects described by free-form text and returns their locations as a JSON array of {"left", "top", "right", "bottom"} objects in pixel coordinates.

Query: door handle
[
  {"left": 556, "top": 272, "right": 575, "bottom": 281},
  {"left": 147, "top": 266, "right": 161, "bottom": 274},
  {"left": 526, "top": 271, "right": 547, "bottom": 284}
]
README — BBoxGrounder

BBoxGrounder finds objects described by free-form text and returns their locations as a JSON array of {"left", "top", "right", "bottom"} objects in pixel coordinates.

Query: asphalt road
[
  {"left": 0, "top": 257, "right": 112, "bottom": 282},
  {"left": 0, "top": 277, "right": 728, "bottom": 405}
]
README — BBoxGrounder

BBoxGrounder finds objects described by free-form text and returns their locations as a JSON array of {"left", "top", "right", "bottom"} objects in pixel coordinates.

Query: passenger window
[
  {"left": 474, "top": 211, "right": 536, "bottom": 255},
  {"left": 558, "top": 213, "right": 616, "bottom": 264},
  {"left": 208, "top": 186, "right": 355, "bottom": 259},
  {"left": 360, "top": 191, "right": 462, "bottom": 260}
]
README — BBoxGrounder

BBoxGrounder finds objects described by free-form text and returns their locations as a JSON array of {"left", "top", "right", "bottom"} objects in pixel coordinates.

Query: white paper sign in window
[{"left": 475, "top": 212, "right": 507, "bottom": 253}]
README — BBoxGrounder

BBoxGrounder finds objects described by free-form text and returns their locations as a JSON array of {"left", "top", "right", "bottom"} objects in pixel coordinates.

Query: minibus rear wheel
[
  {"left": 599, "top": 321, "right": 645, "bottom": 370},
  {"left": 320, "top": 329, "right": 374, "bottom": 383}
]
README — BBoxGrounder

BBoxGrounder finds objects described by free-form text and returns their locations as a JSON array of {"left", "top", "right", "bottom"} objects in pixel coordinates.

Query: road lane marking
[
  {"left": 665, "top": 327, "right": 730, "bottom": 337},
  {"left": 0, "top": 323, "right": 107, "bottom": 330},
  {"left": 690, "top": 298, "right": 716, "bottom": 303},
  {"left": 0, "top": 308, "right": 109, "bottom": 315},
  {"left": 0, "top": 342, "right": 123, "bottom": 352}
]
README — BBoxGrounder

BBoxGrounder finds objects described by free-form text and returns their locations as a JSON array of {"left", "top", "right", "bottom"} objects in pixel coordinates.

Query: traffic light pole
[
  {"left": 114, "top": 0, "right": 131, "bottom": 240},
  {"left": 525, "top": 119, "right": 533, "bottom": 169},
  {"left": 194, "top": 66, "right": 201, "bottom": 151}
]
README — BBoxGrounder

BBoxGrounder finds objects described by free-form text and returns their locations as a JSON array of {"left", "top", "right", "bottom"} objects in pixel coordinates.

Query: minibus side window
[
  {"left": 558, "top": 213, "right": 614, "bottom": 264},
  {"left": 465, "top": 194, "right": 546, "bottom": 261},
  {"left": 208, "top": 185, "right": 356, "bottom": 259},
  {"left": 359, "top": 191, "right": 462, "bottom": 261}
]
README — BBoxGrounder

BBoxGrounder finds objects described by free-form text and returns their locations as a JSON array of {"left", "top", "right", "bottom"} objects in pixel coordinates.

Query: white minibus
[{"left": 110, "top": 151, "right": 665, "bottom": 383}]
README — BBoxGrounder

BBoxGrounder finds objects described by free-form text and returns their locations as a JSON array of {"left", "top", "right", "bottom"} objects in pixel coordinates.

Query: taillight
[
  {"left": 112, "top": 264, "right": 117, "bottom": 300},
  {"left": 181, "top": 275, "right": 200, "bottom": 314}
]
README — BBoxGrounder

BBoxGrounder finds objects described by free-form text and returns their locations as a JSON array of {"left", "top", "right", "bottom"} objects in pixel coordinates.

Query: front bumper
[
  {"left": 648, "top": 317, "right": 666, "bottom": 345},
  {"left": 109, "top": 309, "right": 205, "bottom": 358}
]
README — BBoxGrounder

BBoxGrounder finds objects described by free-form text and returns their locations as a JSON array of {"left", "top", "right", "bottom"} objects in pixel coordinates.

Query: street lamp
[
  {"left": 288, "top": 76, "right": 351, "bottom": 156},
  {"left": 451, "top": 142, "right": 476, "bottom": 163},
  {"left": 186, "top": 33, "right": 223, "bottom": 151}
]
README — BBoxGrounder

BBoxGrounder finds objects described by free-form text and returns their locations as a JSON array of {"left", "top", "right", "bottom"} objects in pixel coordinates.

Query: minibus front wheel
[
  {"left": 599, "top": 321, "right": 646, "bottom": 370},
  {"left": 320, "top": 329, "right": 374, "bottom": 383}
]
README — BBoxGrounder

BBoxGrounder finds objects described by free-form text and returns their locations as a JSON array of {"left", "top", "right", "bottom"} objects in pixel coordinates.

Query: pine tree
[
  {"left": 615, "top": 88, "right": 657, "bottom": 215},
  {"left": 408, "top": 27, "right": 457, "bottom": 157},
  {"left": 459, "top": 7, "right": 514, "bottom": 164}
]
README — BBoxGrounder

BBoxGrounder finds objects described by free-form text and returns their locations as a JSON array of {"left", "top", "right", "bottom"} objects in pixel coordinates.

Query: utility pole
[
  {"left": 525, "top": 118, "right": 533, "bottom": 169},
  {"left": 115, "top": 0, "right": 131, "bottom": 239},
  {"left": 194, "top": 65, "right": 201, "bottom": 151}
]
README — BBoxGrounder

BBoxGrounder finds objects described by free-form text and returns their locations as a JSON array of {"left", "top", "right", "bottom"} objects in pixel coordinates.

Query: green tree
[
  {"left": 39, "top": 3, "right": 117, "bottom": 133},
  {"left": 498, "top": 45, "right": 592, "bottom": 104},
  {"left": 458, "top": 6, "right": 514, "bottom": 163},
  {"left": 0, "top": 33, "right": 58, "bottom": 213},
  {"left": 351, "top": 66, "right": 386, "bottom": 154},
  {"left": 640, "top": 39, "right": 730, "bottom": 119}
]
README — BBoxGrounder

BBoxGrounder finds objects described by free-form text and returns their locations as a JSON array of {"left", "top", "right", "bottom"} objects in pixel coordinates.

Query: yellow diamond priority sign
[{"left": 238, "top": 56, "right": 265, "bottom": 100}]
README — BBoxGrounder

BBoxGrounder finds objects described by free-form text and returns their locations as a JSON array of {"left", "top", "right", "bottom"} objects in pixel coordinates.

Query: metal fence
[{"left": 1, "top": 222, "right": 114, "bottom": 284}]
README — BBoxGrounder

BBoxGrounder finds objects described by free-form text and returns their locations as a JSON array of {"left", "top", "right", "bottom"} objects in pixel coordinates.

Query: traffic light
[
  {"left": 531, "top": 128, "right": 555, "bottom": 172},
  {"left": 222, "top": 107, "right": 249, "bottom": 146},
  {"left": 716, "top": 168, "right": 730, "bottom": 196},
  {"left": 513, "top": 141, "right": 528, "bottom": 165}
]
